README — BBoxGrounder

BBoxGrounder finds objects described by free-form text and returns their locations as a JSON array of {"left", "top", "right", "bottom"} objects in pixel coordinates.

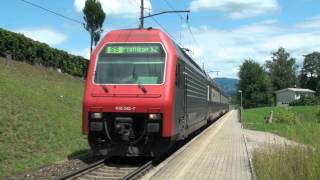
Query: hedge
[
  {"left": 289, "top": 96, "right": 320, "bottom": 106},
  {"left": 0, "top": 28, "right": 89, "bottom": 78}
]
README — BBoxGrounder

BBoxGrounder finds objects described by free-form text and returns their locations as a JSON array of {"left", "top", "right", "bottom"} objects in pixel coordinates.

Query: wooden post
[
  {"left": 266, "top": 111, "right": 273, "bottom": 124},
  {"left": 5, "top": 51, "right": 11, "bottom": 66}
]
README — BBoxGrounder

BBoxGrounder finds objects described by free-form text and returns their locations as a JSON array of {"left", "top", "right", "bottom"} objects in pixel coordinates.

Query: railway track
[
  {"left": 59, "top": 157, "right": 152, "bottom": 180},
  {"left": 59, "top": 118, "right": 222, "bottom": 180}
]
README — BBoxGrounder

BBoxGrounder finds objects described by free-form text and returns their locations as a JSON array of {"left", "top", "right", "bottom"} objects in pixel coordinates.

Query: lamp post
[
  {"left": 238, "top": 90, "right": 243, "bottom": 122},
  {"left": 238, "top": 90, "right": 243, "bottom": 108}
]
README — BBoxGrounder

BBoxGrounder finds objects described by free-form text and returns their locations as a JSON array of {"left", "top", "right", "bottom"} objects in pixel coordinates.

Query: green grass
[
  {"left": 0, "top": 58, "right": 88, "bottom": 177},
  {"left": 243, "top": 105, "right": 320, "bottom": 179},
  {"left": 253, "top": 146, "right": 320, "bottom": 180},
  {"left": 244, "top": 106, "right": 320, "bottom": 145}
]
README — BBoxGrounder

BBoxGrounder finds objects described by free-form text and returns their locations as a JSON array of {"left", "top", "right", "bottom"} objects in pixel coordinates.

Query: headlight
[
  {"left": 149, "top": 113, "right": 161, "bottom": 120},
  {"left": 91, "top": 112, "right": 103, "bottom": 119}
]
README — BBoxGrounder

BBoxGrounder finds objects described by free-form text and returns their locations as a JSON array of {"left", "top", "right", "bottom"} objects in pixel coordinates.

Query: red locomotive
[{"left": 82, "top": 28, "right": 229, "bottom": 156}]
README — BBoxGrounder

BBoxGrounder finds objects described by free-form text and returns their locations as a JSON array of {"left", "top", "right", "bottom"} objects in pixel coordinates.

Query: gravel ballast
[{"left": 6, "top": 151, "right": 102, "bottom": 180}]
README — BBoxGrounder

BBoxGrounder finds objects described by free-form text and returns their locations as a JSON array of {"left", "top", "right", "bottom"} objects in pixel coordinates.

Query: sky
[{"left": 1, "top": 0, "right": 320, "bottom": 78}]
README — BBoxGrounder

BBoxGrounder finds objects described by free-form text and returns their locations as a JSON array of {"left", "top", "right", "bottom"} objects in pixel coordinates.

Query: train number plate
[{"left": 115, "top": 106, "right": 136, "bottom": 111}]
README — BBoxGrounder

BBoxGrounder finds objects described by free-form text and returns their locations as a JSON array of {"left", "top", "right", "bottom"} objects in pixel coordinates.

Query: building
[{"left": 275, "top": 88, "right": 315, "bottom": 106}]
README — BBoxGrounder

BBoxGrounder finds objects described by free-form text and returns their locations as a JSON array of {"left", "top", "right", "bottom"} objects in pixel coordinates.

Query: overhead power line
[
  {"left": 150, "top": 16, "right": 183, "bottom": 47},
  {"left": 143, "top": 10, "right": 190, "bottom": 19},
  {"left": 130, "top": 0, "right": 184, "bottom": 48},
  {"left": 163, "top": 0, "right": 187, "bottom": 21},
  {"left": 163, "top": 0, "right": 199, "bottom": 46},
  {"left": 162, "top": 0, "right": 207, "bottom": 65},
  {"left": 19, "top": 0, "right": 85, "bottom": 26}
]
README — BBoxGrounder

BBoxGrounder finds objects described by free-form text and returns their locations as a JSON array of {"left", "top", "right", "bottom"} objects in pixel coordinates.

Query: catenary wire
[
  {"left": 162, "top": 0, "right": 207, "bottom": 65},
  {"left": 129, "top": 0, "right": 185, "bottom": 48},
  {"left": 19, "top": 0, "right": 85, "bottom": 26}
]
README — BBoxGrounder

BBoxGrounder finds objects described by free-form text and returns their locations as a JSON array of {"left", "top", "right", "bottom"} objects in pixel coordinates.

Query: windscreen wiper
[
  {"left": 138, "top": 84, "right": 147, "bottom": 93},
  {"left": 102, "top": 85, "right": 109, "bottom": 93}
]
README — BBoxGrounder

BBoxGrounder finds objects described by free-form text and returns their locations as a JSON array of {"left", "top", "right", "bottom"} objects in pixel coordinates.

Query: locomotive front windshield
[{"left": 94, "top": 43, "right": 166, "bottom": 85}]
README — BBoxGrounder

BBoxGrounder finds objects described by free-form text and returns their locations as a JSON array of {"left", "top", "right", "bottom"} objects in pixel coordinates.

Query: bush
[
  {"left": 289, "top": 96, "right": 320, "bottom": 106},
  {"left": 317, "top": 110, "right": 320, "bottom": 123},
  {"left": 0, "top": 28, "right": 89, "bottom": 78},
  {"left": 274, "top": 108, "right": 300, "bottom": 125}
]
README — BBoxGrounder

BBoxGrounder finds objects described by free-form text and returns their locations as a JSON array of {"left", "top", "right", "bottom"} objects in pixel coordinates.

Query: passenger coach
[{"left": 82, "top": 28, "right": 229, "bottom": 156}]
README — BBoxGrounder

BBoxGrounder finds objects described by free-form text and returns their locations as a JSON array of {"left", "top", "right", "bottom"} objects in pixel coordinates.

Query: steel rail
[
  {"left": 122, "top": 161, "right": 153, "bottom": 180},
  {"left": 58, "top": 159, "right": 105, "bottom": 180}
]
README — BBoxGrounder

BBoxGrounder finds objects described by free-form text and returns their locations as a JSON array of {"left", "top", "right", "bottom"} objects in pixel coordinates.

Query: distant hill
[{"left": 214, "top": 77, "right": 239, "bottom": 96}]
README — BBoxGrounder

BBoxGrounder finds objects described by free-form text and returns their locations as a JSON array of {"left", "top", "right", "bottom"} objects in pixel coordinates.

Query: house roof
[{"left": 275, "top": 88, "right": 316, "bottom": 94}]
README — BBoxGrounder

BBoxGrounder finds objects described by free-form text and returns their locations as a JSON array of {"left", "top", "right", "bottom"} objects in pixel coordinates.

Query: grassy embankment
[
  {"left": 0, "top": 58, "right": 88, "bottom": 177},
  {"left": 243, "top": 106, "right": 320, "bottom": 180}
]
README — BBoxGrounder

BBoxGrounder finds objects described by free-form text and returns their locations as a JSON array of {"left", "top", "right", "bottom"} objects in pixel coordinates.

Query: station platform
[{"left": 143, "top": 110, "right": 253, "bottom": 180}]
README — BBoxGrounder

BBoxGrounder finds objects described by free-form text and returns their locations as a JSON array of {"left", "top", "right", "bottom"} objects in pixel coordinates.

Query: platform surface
[{"left": 144, "top": 110, "right": 252, "bottom": 180}]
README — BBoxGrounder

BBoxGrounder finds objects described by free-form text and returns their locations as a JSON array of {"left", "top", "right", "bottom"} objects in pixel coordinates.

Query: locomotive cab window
[{"left": 94, "top": 43, "right": 166, "bottom": 85}]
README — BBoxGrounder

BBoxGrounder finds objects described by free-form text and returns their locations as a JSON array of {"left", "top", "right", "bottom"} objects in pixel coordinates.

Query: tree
[
  {"left": 300, "top": 51, "right": 320, "bottom": 95},
  {"left": 266, "top": 47, "right": 297, "bottom": 90},
  {"left": 83, "top": 0, "right": 105, "bottom": 55},
  {"left": 0, "top": 28, "right": 89, "bottom": 77},
  {"left": 238, "top": 59, "right": 273, "bottom": 108}
]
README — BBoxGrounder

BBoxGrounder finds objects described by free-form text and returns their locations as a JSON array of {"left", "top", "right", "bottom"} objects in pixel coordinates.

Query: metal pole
[
  {"left": 238, "top": 90, "right": 243, "bottom": 122},
  {"left": 139, "top": 0, "right": 144, "bottom": 29},
  {"left": 241, "top": 91, "right": 243, "bottom": 122},
  {"left": 241, "top": 91, "right": 243, "bottom": 111}
]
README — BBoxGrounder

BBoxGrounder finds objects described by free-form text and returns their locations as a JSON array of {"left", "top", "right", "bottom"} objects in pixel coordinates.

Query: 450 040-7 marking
[{"left": 115, "top": 106, "right": 136, "bottom": 111}]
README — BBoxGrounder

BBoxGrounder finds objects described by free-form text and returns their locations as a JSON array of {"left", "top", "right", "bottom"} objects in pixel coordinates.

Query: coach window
[{"left": 175, "top": 63, "right": 181, "bottom": 87}]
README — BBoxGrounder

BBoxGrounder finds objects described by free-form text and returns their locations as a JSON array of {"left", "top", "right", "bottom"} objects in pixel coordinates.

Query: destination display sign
[{"left": 105, "top": 45, "right": 161, "bottom": 54}]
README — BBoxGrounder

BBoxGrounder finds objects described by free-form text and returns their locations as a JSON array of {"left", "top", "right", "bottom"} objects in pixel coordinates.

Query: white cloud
[
  {"left": 14, "top": 28, "right": 67, "bottom": 46},
  {"left": 74, "top": 0, "right": 152, "bottom": 18},
  {"left": 179, "top": 20, "right": 320, "bottom": 78},
  {"left": 295, "top": 15, "right": 320, "bottom": 29},
  {"left": 190, "top": 0, "right": 279, "bottom": 19}
]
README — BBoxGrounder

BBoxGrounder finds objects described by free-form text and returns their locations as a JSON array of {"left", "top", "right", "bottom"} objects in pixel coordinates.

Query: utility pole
[
  {"left": 138, "top": 0, "right": 189, "bottom": 29},
  {"left": 139, "top": 0, "right": 144, "bottom": 29}
]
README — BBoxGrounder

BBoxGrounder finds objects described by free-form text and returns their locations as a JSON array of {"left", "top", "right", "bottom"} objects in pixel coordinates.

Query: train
[{"left": 82, "top": 28, "right": 229, "bottom": 157}]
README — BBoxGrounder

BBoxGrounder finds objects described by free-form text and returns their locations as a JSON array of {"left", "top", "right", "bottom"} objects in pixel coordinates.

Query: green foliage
[
  {"left": 300, "top": 52, "right": 320, "bottom": 95},
  {"left": 243, "top": 106, "right": 320, "bottom": 143},
  {"left": 83, "top": 0, "right": 106, "bottom": 54},
  {"left": 0, "top": 28, "right": 88, "bottom": 78},
  {"left": 266, "top": 47, "right": 297, "bottom": 91},
  {"left": 244, "top": 106, "right": 320, "bottom": 180},
  {"left": 238, "top": 59, "right": 273, "bottom": 108},
  {"left": 289, "top": 96, "right": 320, "bottom": 106},
  {"left": 273, "top": 108, "right": 300, "bottom": 125},
  {"left": 317, "top": 110, "right": 320, "bottom": 123},
  {"left": 0, "top": 58, "right": 88, "bottom": 177}
]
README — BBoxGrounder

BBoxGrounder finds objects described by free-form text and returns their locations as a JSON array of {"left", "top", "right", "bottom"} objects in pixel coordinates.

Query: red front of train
[{"left": 82, "top": 29, "right": 178, "bottom": 156}]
